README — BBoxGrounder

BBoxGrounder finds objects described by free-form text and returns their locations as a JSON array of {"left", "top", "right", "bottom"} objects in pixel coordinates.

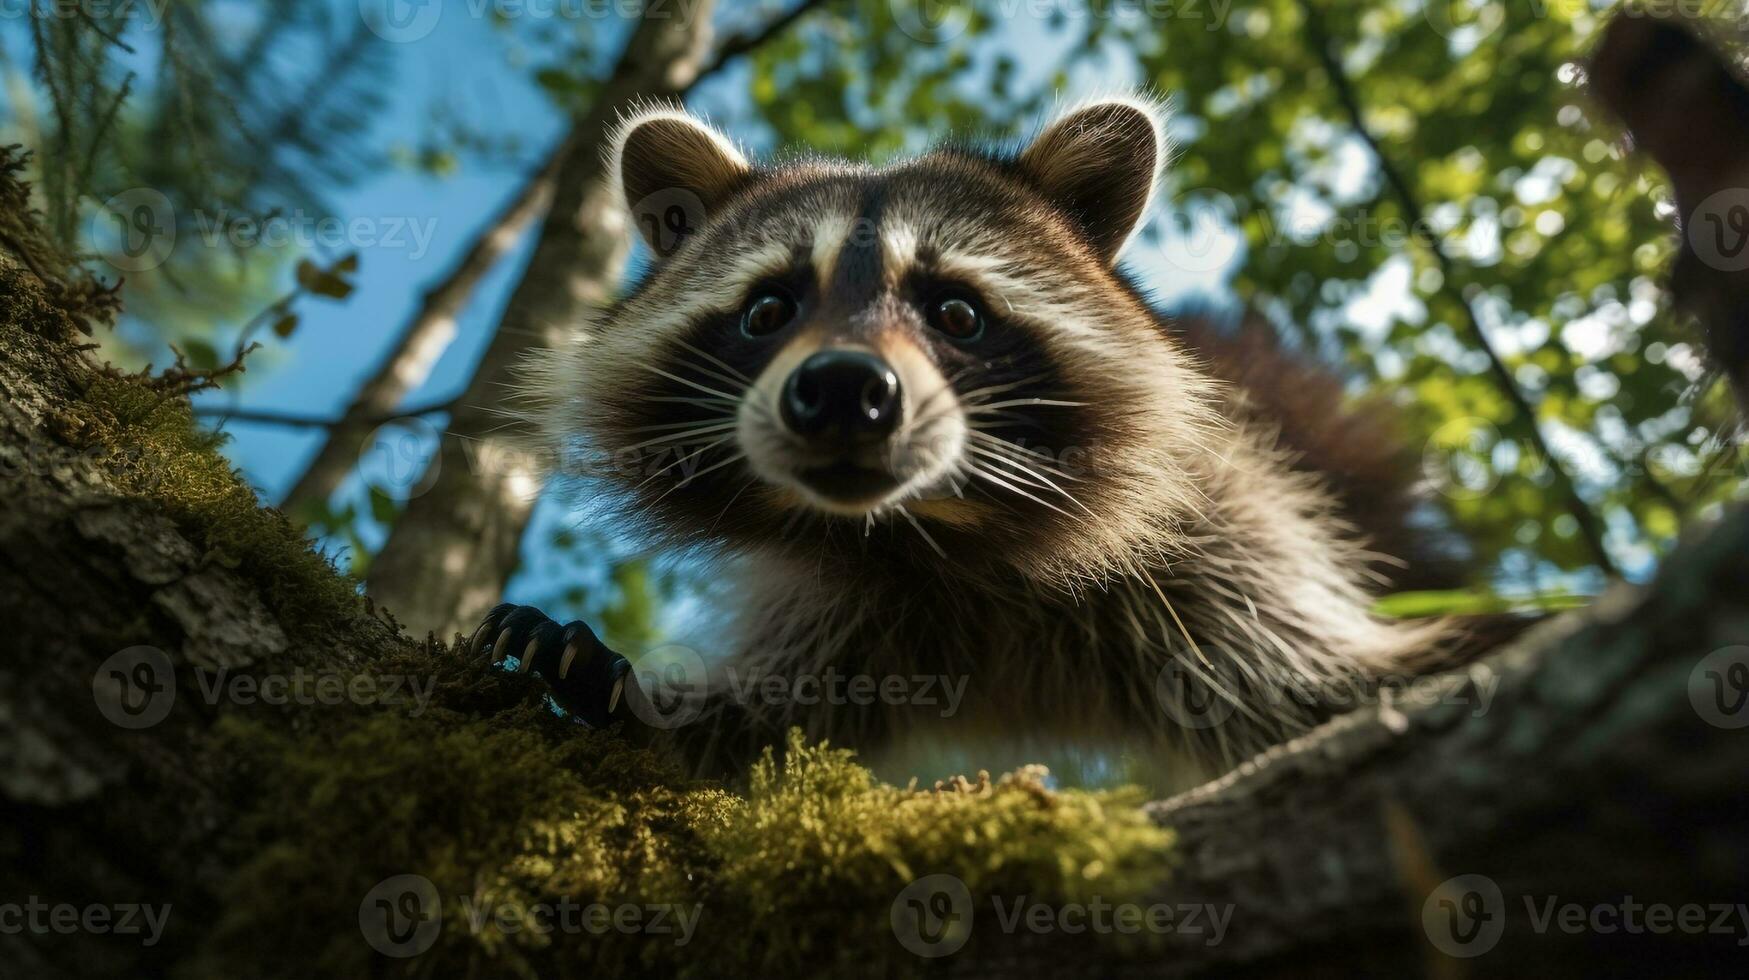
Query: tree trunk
[
  {"left": 361, "top": 4, "right": 720, "bottom": 636},
  {"left": 276, "top": 139, "right": 569, "bottom": 518}
]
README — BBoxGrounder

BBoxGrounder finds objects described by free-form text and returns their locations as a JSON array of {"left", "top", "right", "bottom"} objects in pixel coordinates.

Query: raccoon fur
[{"left": 503, "top": 96, "right": 1480, "bottom": 786}]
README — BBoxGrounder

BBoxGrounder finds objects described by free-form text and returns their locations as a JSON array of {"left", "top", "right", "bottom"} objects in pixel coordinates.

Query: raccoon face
[{"left": 547, "top": 98, "right": 1222, "bottom": 579}]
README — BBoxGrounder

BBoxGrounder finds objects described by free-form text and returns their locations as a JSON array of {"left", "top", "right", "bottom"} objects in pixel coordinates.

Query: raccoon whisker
[
  {"left": 619, "top": 422, "right": 739, "bottom": 453},
  {"left": 780, "top": 504, "right": 812, "bottom": 538},
  {"left": 906, "top": 404, "right": 963, "bottom": 436},
  {"left": 967, "top": 397, "right": 1087, "bottom": 412},
  {"left": 894, "top": 504, "right": 947, "bottom": 559},
  {"left": 706, "top": 476, "right": 759, "bottom": 536},
  {"left": 909, "top": 383, "right": 960, "bottom": 424},
  {"left": 966, "top": 445, "right": 1094, "bottom": 516},
  {"left": 624, "top": 417, "right": 739, "bottom": 434},
  {"left": 668, "top": 337, "right": 753, "bottom": 384},
  {"left": 656, "top": 451, "right": 746, "bottom": 502},
  {"left": 633, "top": 435, "right": 735, "bottom": 491},
  {"left": 964, "top": 463, "right": 1081, "bottom": 521},
  {"left": 639, "top": 363, "right": 745, "bottom": 402},
  {"left": 666, "top": 355, "right": 754, "bottom": 393},
  {"left": 967, "top": 432, "right": 1086, "bottom": 482},
  {"left": 647, "top": 395, "right": 741, "bottom": 408},
  {"left": 742, "top": 395, "right": 780, "bottom": 426},
  {"left": 955, "top": 373, "right": 1053, "bottom": 405},
  {"left": 971, "top": 446, "right": 1085, "bottom": 491}
]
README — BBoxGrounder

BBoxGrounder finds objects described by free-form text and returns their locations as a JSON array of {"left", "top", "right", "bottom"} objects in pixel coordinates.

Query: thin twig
[
  {"left": 1295, "top": 0, "right": 1618, "bottom": 575},
  {"left": 195, "top": 396, "right": 460, "bottom": 429}
]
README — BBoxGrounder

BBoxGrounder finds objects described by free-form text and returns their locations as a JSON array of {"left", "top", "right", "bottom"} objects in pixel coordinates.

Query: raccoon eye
[
  {"left": 741, "top": 290, "right": 796, "bottom": 338},
  {"left": 927, "top": 295, "right": 983, "bottom": 342}
]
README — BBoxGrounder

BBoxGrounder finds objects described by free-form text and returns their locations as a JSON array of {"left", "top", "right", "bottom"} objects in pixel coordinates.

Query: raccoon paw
[{"left": 467, "top": 603, "right": 630, "bottom": 728}]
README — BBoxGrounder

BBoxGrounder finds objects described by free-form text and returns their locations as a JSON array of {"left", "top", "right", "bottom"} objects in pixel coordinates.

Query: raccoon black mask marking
[{"left": 522, "top": 97, "right": 1470, "bottom": 783}]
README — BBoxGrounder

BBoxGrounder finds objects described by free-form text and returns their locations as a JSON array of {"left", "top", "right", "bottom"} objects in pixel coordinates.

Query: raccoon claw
[{"left": 469, "top": 603, "right": 631, "bottom": 728}]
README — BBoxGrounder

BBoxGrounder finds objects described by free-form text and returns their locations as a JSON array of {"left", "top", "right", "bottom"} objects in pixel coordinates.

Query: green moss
[
  {"left": 190, "top": 645, "right": 1174, "bottom": 979},
  {"left": 59, "top": 372, "right": 364, "bottom": 633}
]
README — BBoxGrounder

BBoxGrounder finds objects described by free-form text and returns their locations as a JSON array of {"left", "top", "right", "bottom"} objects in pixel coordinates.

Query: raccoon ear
[
  {"left": 611, "top": 109, "right": 750, "bottom": 257},
  {"left": 1017, "top": 98, "right": 1166, "bottom": 264}
]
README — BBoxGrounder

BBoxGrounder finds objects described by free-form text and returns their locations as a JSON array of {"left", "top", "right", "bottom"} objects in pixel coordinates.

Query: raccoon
[{"left": 475, "top": 96, "right": 1472, "bottom": 786}]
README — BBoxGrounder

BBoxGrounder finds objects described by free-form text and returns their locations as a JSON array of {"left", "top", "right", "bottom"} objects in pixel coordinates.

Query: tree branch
[
  {"left": 1294, "top": 0, "right": 1618, "bottom": 576},
  {"left": 195, "top": 395, "right": 459, "bottom": 429},
  {"left": 275, "top": 139, "right": 568, "bottom": 513}
]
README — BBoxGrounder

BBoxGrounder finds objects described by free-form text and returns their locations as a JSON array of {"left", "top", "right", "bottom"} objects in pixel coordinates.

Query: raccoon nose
[{"left": 781, "top": 350, "right": 902, "bottom": 445}]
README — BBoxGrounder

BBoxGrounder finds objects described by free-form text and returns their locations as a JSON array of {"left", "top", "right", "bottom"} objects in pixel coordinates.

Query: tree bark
[{"left": 972, "top": 510, "right": 1749, "bottom": 976}]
